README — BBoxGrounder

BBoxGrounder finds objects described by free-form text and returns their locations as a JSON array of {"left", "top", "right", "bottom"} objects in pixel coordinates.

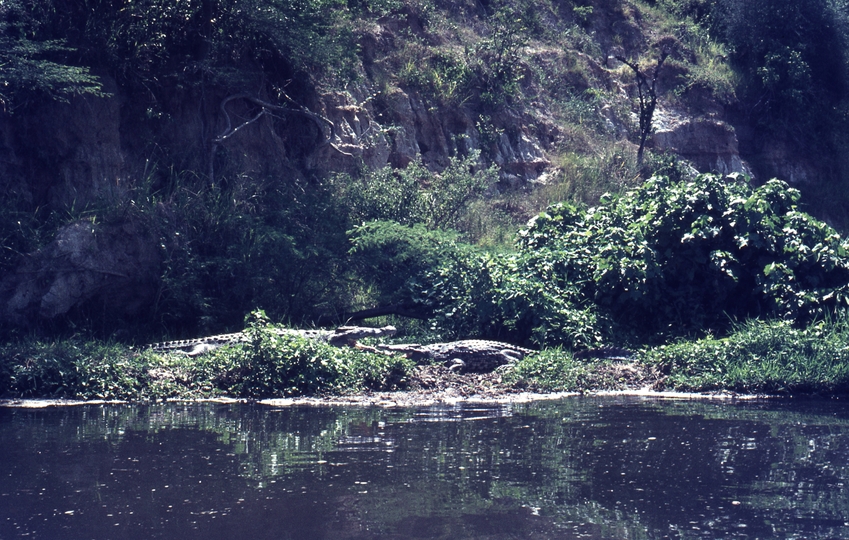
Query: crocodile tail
[{"left": 574, "top": 347, "right": 635, "bottom": 360}]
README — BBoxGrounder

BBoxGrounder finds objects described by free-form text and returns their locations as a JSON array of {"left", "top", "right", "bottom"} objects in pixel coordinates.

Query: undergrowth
[
  {"left": 0, "top": 315, "right": 414, "bottom": 401},
  {"left": 5, "top": 313, "right": 849, "bottom": 400},
  {"left": 645, "top": 317, "right": 849, "bottom": 395}
]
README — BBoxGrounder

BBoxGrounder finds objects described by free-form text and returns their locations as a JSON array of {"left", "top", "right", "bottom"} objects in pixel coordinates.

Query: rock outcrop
[
  {"left": 0, "top": 218, "right": 161, "bottom": 327},
  {"left": 318, "top": 85, "right": 552, "bottom": 185},
  {"left": 651, "top": 108, "right": 751, "bottom": 176}
]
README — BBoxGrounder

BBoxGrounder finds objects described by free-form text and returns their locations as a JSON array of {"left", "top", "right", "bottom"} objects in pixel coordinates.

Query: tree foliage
[
  {"left": 722, "top": 0, "right": 848, "bottom": 121},
  {"left": 659, "top": 0, "right": 849, "bottom": 133},
  {"left": 0, "top": 0, "right": 103, "bottom": 109},
  {"left": 10, "top": 0, "right": 371, "bottom": 107}
]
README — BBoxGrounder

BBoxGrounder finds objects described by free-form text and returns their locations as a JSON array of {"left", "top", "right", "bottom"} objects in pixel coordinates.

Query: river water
[{"left": 2, "top": 396, "right": 848, "bottom": 539}]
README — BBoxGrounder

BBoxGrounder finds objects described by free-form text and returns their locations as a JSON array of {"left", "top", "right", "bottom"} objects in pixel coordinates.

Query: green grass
[
  {"left": 0, "top": 324, "right": 414, "bottom": 401},
  {"left": 6, "top": 315, "right": 849, "bottom": 401},
  {"left": 644, "top": 317, "right": 849, "bottom": 395}
]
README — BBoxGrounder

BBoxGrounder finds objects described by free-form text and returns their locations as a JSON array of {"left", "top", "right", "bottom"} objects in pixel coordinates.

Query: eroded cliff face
[
  {"left": 319, "top": 85, "right": 554, "bottom": 181},
  {"left": 0, "top": 80, "right": 126, "bottom": 211},
  {"left": 0, "top": 2, "right": 816, "bottom": 333},
  {"left": 0, "top": 218, "right": 161, "bottom": 326},
  {"left": 651, "top": 108, "right": 751, "bottom": 177}
]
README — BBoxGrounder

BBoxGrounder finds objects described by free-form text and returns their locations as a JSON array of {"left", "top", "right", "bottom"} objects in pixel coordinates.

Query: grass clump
[
  {"left": 645, "top": 317, "right": 849, "bottom": 395},
  {"left": 1, "top": 340, "right": 157, "bottom": 401},
  {"left": 504, "top": 348, "right": 653, "bottom": 393},
  {"left": 503, "top": 349, "right": 588, "bottom": 392}
]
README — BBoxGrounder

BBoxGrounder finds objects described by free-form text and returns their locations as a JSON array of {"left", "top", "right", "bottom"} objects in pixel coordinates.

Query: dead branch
[
  {"left": 616, "top": 38, "right": 675, "bottom": 165},
  {"left": 208, "top": 92, "right": 353, "bottom": 183}
]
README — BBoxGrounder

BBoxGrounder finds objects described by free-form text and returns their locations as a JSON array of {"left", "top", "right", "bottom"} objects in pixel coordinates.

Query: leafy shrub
[
  {"left": 420, "top": 174, "right": 849, "bottom": 346},
  {"left": 195, "top": 312, "right": 413, "bottom": 397},
  {"left": 425, "top": 249, "right": 607, "bottom": 347},
  {"left": 0, "top": 0, "right": 103, "bottom": 107},
  {"left": 156, "top": 174, "right": 353, "bottom": 332},
  {"left": 348, "top": 221, "right": 475, "bottom": 315},
  {"left": 539, "top": 175, "right": 849, "bottom": 331}
]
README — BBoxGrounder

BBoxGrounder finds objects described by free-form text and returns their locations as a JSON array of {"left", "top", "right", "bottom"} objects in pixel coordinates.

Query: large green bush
[
  {"left": 347, "top": 221, "right": 475, "bottom": 318},
  {"left": 422, "top": 174, "right": 849, "bottom": 346}
]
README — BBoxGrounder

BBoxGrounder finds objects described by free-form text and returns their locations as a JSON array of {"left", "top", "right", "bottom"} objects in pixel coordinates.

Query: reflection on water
[{"left": 2, "top": 397, "right": 849, "bottom": 539}]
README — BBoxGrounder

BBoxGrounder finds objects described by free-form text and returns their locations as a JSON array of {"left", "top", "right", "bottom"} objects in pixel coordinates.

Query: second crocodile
[
  {"left": 376, "top": 340, "right": 537, "bottom": 373},
  {"left": 147, "top": 325, "right": 397, "bottom": 356},
  {"left": 376, "top": 341, "right": 637, "bottom": 373}
]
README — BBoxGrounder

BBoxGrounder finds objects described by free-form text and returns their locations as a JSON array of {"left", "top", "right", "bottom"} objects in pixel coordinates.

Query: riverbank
[
  {"left": 0, "top": 362, "right": 764, "bottom": 409},
  {"left": 3, "top": 317, "right": 849, "bottom": 403}
]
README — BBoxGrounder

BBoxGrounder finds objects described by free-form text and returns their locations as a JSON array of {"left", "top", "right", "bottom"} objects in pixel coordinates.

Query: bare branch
[
  {"left": 208, "top": 92, "right": 354, "bottom": 184},
  {"left": 615, "top": 44, "right": 672, "bottom": 166}
]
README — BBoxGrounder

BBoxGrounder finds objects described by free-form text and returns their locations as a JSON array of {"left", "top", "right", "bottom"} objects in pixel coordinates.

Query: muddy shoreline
[{"left": 0, "top": 364, "right": 761, "bottom": 408}]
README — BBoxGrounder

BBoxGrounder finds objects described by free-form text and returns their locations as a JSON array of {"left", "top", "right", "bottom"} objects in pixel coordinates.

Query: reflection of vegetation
[{"left": 7, "top": 399, "right": 849, "bottom": 538}]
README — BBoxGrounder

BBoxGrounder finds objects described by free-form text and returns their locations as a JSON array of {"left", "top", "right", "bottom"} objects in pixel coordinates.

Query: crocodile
[
  {"left": 147, "top": 325, "right": 397, "bottom": 356},
  {"left": 375, "top": 341, "right": 637, "bottom": 373},
  {"left": 376, "top": 340, "right": 537, "bottom": 373}
]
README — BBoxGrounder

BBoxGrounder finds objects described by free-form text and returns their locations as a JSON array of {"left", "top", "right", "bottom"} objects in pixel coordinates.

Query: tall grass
[
  {"left": 542, "top": 141, "right": 640, "bottom": 206},
  {"left": 645, "top": 316, "right": 849, "bottom": 395}
]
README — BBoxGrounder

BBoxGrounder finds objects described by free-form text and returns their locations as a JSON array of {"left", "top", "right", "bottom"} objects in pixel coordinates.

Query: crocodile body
[
  {"left": 376, "top": 341, "right": 636, "bottom": 373},
  {"left": 147, "top": 325, "right": 397, "bottom": 356},
  {"left": 377, "top": 340, "right": 537, "bottom": 373}
]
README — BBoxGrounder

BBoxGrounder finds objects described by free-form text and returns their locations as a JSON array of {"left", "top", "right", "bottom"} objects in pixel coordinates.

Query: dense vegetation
[
  {"left": 0, "top": 311, "right": 412, "bottom": 400},
  {"left": 355, "top": 172, "right": 849, "bottom": 349},
  {"left": 2, "top": 0, "right": 849, "bottom": 398},
  {"left": 657, "top": 0, "right": 849, "bottom": 217}
]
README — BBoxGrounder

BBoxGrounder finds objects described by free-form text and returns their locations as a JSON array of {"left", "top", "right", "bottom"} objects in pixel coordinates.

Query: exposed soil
[
  {"left": 1, "top": 360, "right": 748, "bottom": 410},
  {"left": 397, "top": 360, "right": 664, "bottom": 398},
  {"left": 261, "top": 361, "right": 676, "bottom": 407}
]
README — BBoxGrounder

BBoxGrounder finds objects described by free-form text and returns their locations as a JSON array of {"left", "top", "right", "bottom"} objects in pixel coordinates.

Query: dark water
[{"left": 2, "top": 397, "right": 849, "bottom": 539}]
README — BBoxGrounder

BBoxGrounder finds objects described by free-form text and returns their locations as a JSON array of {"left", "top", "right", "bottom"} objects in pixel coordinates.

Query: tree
[
  {"left": 616, "top": 37, "right": 677, "bottom": 165},
  {"left": 718, "top": 0, "right": 847, "bottom": 129},
  {"left": 0, "top": 0, "right": 103, "bottom": 111}
]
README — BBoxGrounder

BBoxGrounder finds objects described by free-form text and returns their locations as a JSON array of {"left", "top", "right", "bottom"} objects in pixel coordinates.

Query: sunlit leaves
[
  {"left": 443, "top": 173, "right": 849, "bottom": 345},
  {"left": 0, "top": 1, "right": 103, "bottom": 107}
]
